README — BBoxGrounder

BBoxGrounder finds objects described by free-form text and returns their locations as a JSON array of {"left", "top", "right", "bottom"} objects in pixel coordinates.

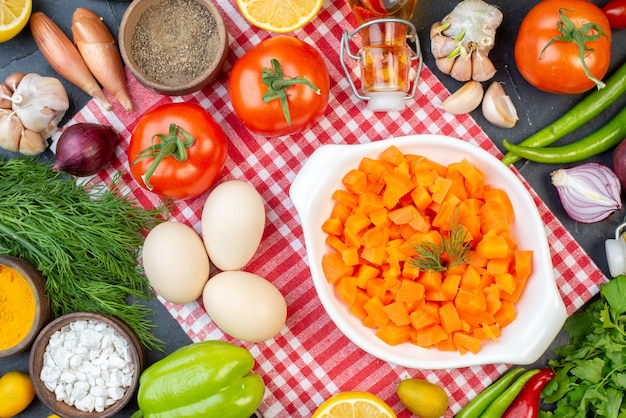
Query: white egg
[
  {"left": 202, "top": 271, "right": 287, "bottom": 342},
  {"left": 201, "top": 180, "right": 265, "bottom": 271},
  {"left": 142, "top": 221, "right": 210, "bottom": 304}
]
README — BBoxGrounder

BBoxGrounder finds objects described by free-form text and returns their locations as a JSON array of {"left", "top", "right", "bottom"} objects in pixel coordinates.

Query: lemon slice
[
  {"left": 312, "top": 391, "right": 397, "bottom": 418},
  {"left": 235, "top": 0, "right": 323, "bottom": 33},
  {"left": 0, "top": 0, "right": 32, "bottom": 43}
]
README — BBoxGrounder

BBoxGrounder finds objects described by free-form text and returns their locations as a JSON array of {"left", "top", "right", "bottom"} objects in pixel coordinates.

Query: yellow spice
[{"left": 0, "top": 265, "right": 36, "bottom": 350}]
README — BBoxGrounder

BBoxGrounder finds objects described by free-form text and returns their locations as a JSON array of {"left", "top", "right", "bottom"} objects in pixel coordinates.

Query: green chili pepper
[
  {"left": 481, "top": 369, "right": 541, "bottom": 417},
  {"left": 455, "top": 367, "right": 525, "bottom": 418},
  {"left": 501, "top": 60, "right": 626, "bottom": 166},
  {"left": 501, "top": 105, "right": 626, "bottom": 164},
  {"left": 131, "top": 341, "right": 265, "bottom": 418}
]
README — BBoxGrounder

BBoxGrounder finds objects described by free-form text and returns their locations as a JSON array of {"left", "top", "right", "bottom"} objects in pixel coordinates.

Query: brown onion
[{"left": 53, "top": 123, "right": 119, "bottom": 177}]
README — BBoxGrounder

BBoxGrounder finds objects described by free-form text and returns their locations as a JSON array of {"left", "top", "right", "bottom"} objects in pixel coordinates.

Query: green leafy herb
[
  {"left": 0, "top": 158, "right": 167, "bottom": 351},
  {"left": 540, "top": 275, "right": 626, "bottom": 418},
  {"left": 408, "top": 219, "right": 470, "bottom": 272}
]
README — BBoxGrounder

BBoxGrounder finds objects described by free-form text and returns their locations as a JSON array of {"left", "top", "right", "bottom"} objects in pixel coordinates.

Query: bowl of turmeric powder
[{"left": 0, "top": 255, "right": 53, "bottom": 358}]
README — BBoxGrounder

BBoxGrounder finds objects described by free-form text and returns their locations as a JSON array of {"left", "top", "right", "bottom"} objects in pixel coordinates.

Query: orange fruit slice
[
  {"left": 0, "top": 0, "right": 32, "bottom": 43},
  {"left": 312, "top": 391, "right": 397, "bottom": 418},
  {"left": 235, "top": 0, "right": 323, "bottom": 33}
]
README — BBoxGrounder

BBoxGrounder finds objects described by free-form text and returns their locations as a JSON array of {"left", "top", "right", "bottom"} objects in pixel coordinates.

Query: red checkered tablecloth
[{"left": 59, "top": 0, "right": 607, "bottom": 415}]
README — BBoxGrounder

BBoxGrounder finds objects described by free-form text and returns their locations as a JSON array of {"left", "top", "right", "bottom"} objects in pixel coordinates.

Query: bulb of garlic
[{"left": 10, "top": 73, "right": 69, "bottom": 139}]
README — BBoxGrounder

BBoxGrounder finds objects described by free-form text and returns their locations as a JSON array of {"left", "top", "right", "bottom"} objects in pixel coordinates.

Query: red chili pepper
[{"left": 501, "top": 368, "right": 555, "bottom": 418}]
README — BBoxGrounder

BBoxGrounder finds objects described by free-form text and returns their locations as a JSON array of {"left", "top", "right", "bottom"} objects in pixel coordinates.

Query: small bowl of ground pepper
[
  {"left": 0, "top": 255, "right": 53, "bottom": 358},
  {"left": 118, "top": 0, "right": 229, "bottom": 96}
]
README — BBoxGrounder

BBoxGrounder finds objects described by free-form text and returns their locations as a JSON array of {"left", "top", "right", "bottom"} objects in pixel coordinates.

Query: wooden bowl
[
  {"left": 29, "top": 312, "right": 144, "bottom": 418},
  {"left": 0, "top": 255, "right": 53, "bottom": 358},
  {"left": 118, "top": 0, "right": 229, "bottom": 95}
]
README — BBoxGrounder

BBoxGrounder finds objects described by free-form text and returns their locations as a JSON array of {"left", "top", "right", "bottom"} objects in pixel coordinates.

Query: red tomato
[
  {"left": 603, "top": 0, "right": 626, "bottom": 29},
  {"left": 514, "top": 0, "right": 612, "bottom": 94},
  {"left": 128, "top": 103, "right": 228, "bottom": 200},
  {"left": 229, "top": 36, "right": 330, "bottom": 137}
]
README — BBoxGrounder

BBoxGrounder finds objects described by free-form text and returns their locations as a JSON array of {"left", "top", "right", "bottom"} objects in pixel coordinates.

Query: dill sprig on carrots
[
  {"left": 409, "top": 218, "right": 471, "bottom": 273},
  {"left": 0, "top": 158, "right": 166, "bottom": 351}
]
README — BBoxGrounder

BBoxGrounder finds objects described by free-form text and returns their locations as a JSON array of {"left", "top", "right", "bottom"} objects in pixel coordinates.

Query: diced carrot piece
[
  {"left": 361, "top": 225, "right": 386, "bottom": 249},
  {"left": 475, "top": 230, "right": 509, "bottom": 259},
  {"left": 342, "top": 169, "right": 368, "bottom": 194},
  {"left": 357, "top": 191, "right": 385, "bottom": 216},
  {"left": 344, "top": 212, "right": 371, "bottom": 236},
  {"left": 322, "top": 252, "right": 353, "bottom": 284},
  {"left": 439, "top": 302, "right": 462, "bottom": 333},
  {"left": 336, "top": 276, "right": 358, "bottom": 305},
  {"left": 453, "top": 331, "right": 481, "bottom": 354},
  {"left": 361, "top": 246, "right": 386, "bottom": 265},
  {"left": 363, "top": 296, "right": 390, "bottom": 328},
  {"left": 419, "top": 269, "right": 442, "bottom": 292},
  {"left": 487, "top": 256, "right": 512, "bottom": 276},
  {"left": 430, "top": 176, "right": 452, "bottom": 204},
  {"left": 401, "top": 262, "right": 420, "bottom": 280},
  {"left": 351, "top": 288, "right": 369, "bottom": 319},
  {"left": 484, "top": 187, "right": 515, "bottom": 223},
  {"left": 515, "top": 250, "right": 533, "bottom": 281},
  {"left": 455, "top": 288, "right": 487, "bottom": 316},
  {"left": 436, "top": 337, "right": 457, "bottom": 351},
  {"left": 330, "top": 202, "right": 352, "bottom": 223},
  {"left": 332, "top": 189, "right": 359, "bottom": 208},
  {"left": 366, "top": 278, "right": 386, "bottom": 300},
  {"left": 369, "top": 207, "right": 391, "bottom": 227},
  {"left": 495, "top": 273, "right": 516, "bottom": 294},
  {"left": 460, "top": 265, "right": 481, "bottom": 289},
  {"left": 359, "top": 157, "right": 388, "bottom": 184},
  {"left": 322, "top": 217, "right": 344, "bottom": 236},
  {"left": 388, "top": 205, "right": 418, "bottom": 225},
  {"left": 325, "top": 235, "right": 348, "bottom": 253},
  {"left": 376, "top": 323, "right": 411, "bottom": 345},
  {"left": 383, "top": 301, "right": 411, "bottom": 326},
  {"left": 410, "top": 185, "right": 433, "bottom": 211},
  {"left": 416, "top": 324, "right": 448, "bottom": 348},
  {"left": 494, "top": 300, "right": 517, "bottom": 327},
  {"left": 409, "top": 308, "right": 438, "bottom": 331},
  {"left": 356, "top": 264, "right": 380, "bottom": 289},
  {"left": 473, "top": 323, "right": 501, "bottom": 341},
  {"left": 395, "top": 279, "right": 425, "bottom": 303},
  {"left": 441, "top": 273, "right": 461, "bottom": 300},
  {"left": 379, "top": 145, "right": 406, "bottom": 166},
  {"left": 448, "top": 158, "right": 484, "bottom": 197},
  {"left": 341, "top": 247, "right": 360, "bottom": 267}
]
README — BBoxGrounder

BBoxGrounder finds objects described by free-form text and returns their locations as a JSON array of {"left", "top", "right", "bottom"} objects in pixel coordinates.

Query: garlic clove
[
  {"left": 449, "top": 49, "right": 473, "bottom": 81},
  {"left": 5, "top": 72, "right": 26, "bottom": 92},
  {"left": 482, "top": 81, "right": 518, "bottom": 128},
  {"left": 551, "top": 163, "right": 622, "bottom": 224},
  {"left": 0, "top": 109, "right": 24, "bottom": 153},
  {"left": 439, "top": 80, "right": 484, "bottom": 115},
  {"left": 431, "top": 23, "right": 459, "bottom": 59},
  {"left": 0, "top": 84, "right": 12, "bottom": 109},
  {"left": 471, "top": 47, "right": 496, "bottom": 81},
  {"left": 19, "top": 129, "right": 48, "bottom": 156},
  {"left": 436, "top": 56, "right": 455, "bottom": 75}
]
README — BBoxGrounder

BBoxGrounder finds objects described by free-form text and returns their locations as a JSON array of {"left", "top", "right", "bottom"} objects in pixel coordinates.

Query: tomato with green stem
[
  {"left": 228, "top": 36, "right": 330, "bottom": 137},
  {"left": 128, "top": 102, "right": 228, "bottom": 200},
  {"left": 514, "top": 0, "right": 612, "bottom": 95}
]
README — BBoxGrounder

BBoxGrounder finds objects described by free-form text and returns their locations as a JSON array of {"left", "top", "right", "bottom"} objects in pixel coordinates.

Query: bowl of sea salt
[{"left": 29, "top": 312, "right": 144, "bottom": 417}]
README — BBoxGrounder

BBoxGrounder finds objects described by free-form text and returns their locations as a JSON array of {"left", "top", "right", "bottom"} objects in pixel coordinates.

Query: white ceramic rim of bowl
[{"left": 290, "top": 134, "right": 567, "bottom": 370}]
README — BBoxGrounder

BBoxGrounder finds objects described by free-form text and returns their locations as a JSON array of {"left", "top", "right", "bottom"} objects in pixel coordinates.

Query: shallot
[
  {"left": 551, "top": 163, "right": 622, "bottom": 223},
  {"left": 53, "top": 123, "right": 119, "bottom": 177}
]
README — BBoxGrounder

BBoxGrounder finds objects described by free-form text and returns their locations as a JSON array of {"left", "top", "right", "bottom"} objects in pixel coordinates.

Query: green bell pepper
[{"left": 131, "top": 340, "right": 265, "bottom": 418}]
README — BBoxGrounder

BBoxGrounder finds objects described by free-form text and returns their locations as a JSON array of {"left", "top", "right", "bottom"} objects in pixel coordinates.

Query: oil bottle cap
[{"left": 366, "top": 92, "right": 407, "bottom": 112}]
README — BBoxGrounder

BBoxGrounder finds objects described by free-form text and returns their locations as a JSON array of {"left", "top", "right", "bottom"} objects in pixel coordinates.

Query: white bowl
[{"left": 290, "top": 135, "right": 567, "bottom": 369}]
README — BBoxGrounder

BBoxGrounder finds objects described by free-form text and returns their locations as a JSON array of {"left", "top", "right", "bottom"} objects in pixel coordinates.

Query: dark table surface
[{"left": 1, "top": 0, "right": 625, "bottom": 416}]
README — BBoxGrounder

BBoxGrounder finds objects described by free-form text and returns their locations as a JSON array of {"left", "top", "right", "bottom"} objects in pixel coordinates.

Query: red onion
[
  {"left": 612, "top": 137, "right": 626, "bottom": 189},
  {"left": 551, "top": 162, "right": 622, "bottom": 224},
  {"left": 53, "top": 123, "right": 119, "bottom": 177}
]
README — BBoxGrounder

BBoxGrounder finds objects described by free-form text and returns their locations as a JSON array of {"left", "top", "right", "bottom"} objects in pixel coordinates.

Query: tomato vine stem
[
  {"left": 261, "top": 58, "right": 320, "bottom": 127},
  {"left": 540, "top": 8, "right": 610, "bottom": 90}
]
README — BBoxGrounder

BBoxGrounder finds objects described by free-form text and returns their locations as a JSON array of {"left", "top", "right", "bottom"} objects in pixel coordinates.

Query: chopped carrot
[{"left": 321, "top": 146, "right": 533, "bottom": 354}]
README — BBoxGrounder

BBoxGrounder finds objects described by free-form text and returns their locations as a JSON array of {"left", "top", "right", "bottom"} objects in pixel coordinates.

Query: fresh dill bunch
[
  {"left": 409, "top": 219, "right": 471, "bottom": 273},
  {"left": 0, "top": 158, "right": 167, "bottom": 351}
]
